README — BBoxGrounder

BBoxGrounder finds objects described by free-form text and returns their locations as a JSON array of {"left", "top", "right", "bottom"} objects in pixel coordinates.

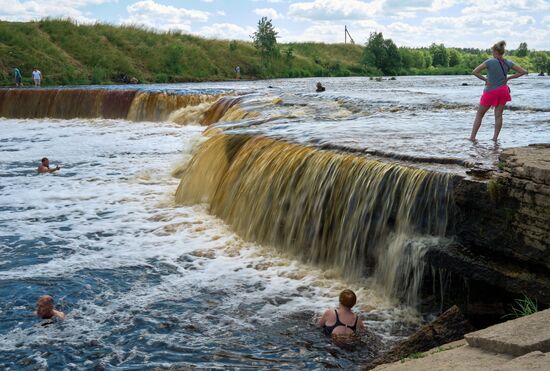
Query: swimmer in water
[
  {"left": 316, "top": 82, "right": 326, "bottom": 92},
  {"left": 319, "top": 289, "right": 364, "bottom": 337},
  {"left": 35, "top": 295, "right": 65, "bottom": 320},
  {"left": 37, "top": 157, "right": 60, "bottom": 174}
]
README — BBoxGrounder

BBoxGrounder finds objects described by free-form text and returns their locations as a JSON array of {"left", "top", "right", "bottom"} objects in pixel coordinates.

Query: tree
[
  {"left": 251, "top": 17, "right": 279, "bottom": 62},
  {"left": 399, "top": 47, "right": 413, "bottom": 69},
  {"left": 429, "top": 43, "right": 449, "bottom": 67},
  {"left": 448, "top": 49, "right": 461, "bottom": 67},
  {"left": 361, "top": 32, "right": 401, "bottom": 75},
  {"left": 383, "top": 38, "right": 401, "bottom": 75},
  {"left": 422, "top": 51, "right": 432, "bottom": 68},
  {"left": 530, "top": 51, "right": 548, "bottom": 75},
  {"left": 516, "top": 42, "right": 528, "bottom": 57}
]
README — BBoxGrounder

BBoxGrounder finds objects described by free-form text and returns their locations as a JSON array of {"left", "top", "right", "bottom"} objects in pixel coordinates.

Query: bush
[
  {"left": 154, "top": 73, "right": 169, "bottom": 83},
  {"left": 91, "top": 67, "right": 107, "bottom": 84}
]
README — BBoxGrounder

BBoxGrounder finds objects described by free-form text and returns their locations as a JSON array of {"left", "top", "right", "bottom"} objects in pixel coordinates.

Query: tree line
[{"left": 252, "top": 18, "right": 550, "bottom": 77}]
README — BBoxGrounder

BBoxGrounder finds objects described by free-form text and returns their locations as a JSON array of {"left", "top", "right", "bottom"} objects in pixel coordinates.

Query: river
[{"left": 0, "top": 75, "right": 548, "bottom": 369}]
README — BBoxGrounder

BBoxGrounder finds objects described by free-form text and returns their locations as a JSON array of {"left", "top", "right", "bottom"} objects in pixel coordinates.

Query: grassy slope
[
  {"left": 1, "top": 20, "right": 542, "bottom": 86},
  {"left": 0, "top": 20, "right": 364, "bottom": 86}
]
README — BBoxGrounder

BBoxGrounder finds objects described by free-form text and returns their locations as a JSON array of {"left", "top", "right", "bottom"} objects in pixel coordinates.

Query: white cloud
[
  {"left": 254, "top": 7, "right": 281, "bottom": 19},
  {"left": 197, "top": 23, "right": 255, "bottom": 40},
  {"left": 125, "top": 0, "right": 210, "bottom": 31},
  {"left": 0, "top": 0, "right": 111, "bottom": 22},
  {"left": 461, "top": 0, "right": 549, "bottom": 15},
  {"left": 288, "top": 0, "right": 383, "bottom": 21}
]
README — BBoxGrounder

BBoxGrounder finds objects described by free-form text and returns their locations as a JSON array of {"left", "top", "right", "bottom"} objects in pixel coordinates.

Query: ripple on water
[{"left": 0, "top": 118, "right": 416, "bottom": 369}]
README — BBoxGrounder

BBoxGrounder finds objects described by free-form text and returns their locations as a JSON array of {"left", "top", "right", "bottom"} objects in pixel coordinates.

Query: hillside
[
  {"left": 0, "top": 20, "right": 364, "bottom": 86},
  {"left": 1, "top": 20, "right": 546, "bottom": 87}
]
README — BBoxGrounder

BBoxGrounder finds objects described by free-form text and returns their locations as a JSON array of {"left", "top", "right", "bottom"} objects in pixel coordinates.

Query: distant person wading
[{"left": 469, "top": 40, "right": 528, "bottom": 142}]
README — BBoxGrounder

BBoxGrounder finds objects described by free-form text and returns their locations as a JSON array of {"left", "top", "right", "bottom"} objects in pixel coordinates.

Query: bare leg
[
  {"left": 493, "top": 104, "right": 505, "bottom": 141},
  {"left": 470, "top": 105, "right": 491, "bottom": 141}
]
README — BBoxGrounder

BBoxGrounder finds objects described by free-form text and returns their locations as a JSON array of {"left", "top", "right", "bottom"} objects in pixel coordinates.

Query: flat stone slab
[
  {"left": 498, "top": 351, "right": 550, "bottom": 371},
  {"left": 372, "top": 340, "right": 514, "bottom": 371},
  {"left": 372, "top": 346, "right": 550, "bottom": 371},
  {"left": 465, "top": 308, "right": 550, "bottom": 356}
]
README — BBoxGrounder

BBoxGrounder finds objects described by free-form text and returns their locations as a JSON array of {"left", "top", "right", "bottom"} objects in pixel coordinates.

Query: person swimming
[
  {"left": 319, "top": 289, "right": 365, "bottom": 337},
  {"left": 35, "top": 295, "right": 65, "bottom": 321},
  {"left": 37, "top": 157, "right": 60, "bottom": 174},
  {"left": 316, "top": 82, "right": 326, "bottom": 92}
]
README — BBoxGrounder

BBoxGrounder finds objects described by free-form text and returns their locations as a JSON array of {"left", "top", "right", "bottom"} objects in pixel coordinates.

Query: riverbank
[
  {"left": 3, "top": 20, "right": 545, "bottom": 87},
  {"left": 0, "top": 19, "right": 364, "bottom": 86}
]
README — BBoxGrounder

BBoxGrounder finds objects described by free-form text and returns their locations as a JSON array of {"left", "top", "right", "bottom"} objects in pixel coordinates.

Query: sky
[{"left": 2, "top": 0, "right": 550, "bottom": 49}]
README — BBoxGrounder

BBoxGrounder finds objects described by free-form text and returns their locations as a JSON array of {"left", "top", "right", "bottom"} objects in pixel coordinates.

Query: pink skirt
[{"left": 480, "top": 85, "right": 511, "bottom": 106}]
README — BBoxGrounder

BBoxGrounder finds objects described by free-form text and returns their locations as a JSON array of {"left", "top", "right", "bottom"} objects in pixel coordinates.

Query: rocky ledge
[
  {"left": 371, "top": 308, "right": 550, "bottom": 371},
  {"left": 424, "top": 144, "right": 550, "bottom": 318}
]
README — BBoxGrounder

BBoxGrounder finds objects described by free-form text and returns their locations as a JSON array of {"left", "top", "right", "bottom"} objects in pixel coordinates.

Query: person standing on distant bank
[
  {"left": 469, "top": 41, "right": 527, "bottom": 142},
  {"left": 32, "top": 67, "right": 42, "bottom": 87},
  {"left": 14, "top": 67, "right": 22, "bottom": 87},
  {"left": 235, "top": 65, "right": 241, "bottom": 79}
]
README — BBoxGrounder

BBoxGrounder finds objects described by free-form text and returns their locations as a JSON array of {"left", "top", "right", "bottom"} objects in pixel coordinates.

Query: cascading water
[
  {"left": 175, "top": 134, "right": 453, "bottom": 307},
  {"left": 0, "top": 89, "right": 253, "bottom": 125}
]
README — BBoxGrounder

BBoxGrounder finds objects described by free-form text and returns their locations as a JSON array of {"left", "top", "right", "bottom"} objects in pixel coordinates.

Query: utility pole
[{"left": 345, "top": 25, "right": 355, "bottom": 45}]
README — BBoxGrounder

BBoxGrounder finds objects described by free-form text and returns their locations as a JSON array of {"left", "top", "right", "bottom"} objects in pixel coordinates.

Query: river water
[{"left": 0, "top": 76, "right": 548, "bottom": 369}]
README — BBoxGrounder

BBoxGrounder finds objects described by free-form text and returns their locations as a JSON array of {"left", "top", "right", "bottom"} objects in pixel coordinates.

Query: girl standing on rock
[{"left": 469, "top": 40, "right": 528, "bottom": 142}]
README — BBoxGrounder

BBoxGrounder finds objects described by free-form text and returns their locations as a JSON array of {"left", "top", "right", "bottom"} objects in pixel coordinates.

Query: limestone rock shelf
[{"left": 426, "top": 143, "right": 550, "bottom": 310}]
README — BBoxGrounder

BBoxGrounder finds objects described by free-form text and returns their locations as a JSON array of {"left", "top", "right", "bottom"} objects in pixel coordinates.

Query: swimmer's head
[
  {"left": 36, "top": 295, "right": 54, "bottom": 318},
  {"left": 41, "top": 157, "right": 49, "bottom": 166},
  {"left": 339, "top": 289, "right": 357, "bottom": 309}
]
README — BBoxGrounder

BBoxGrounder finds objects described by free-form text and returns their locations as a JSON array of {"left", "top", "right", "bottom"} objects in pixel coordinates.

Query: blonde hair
[
  {"left": 339, "top": 289, "right": 357, "bottom": 308},
  {"left": 492, "top": 40, "right": 506, "bottom": 55}
]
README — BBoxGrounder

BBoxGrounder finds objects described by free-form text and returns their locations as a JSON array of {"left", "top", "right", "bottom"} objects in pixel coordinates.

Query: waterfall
[
  {"left": 0, "top": 89, "right": 251, "bottom": 125},
  {"left": 175, "top": 134, "right": 453, "bottom": 306}
]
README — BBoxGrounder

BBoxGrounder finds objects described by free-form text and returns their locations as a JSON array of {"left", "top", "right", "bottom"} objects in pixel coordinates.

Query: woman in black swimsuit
[{"left": 319, "top": 289, "right": 365, "bottom": 337}]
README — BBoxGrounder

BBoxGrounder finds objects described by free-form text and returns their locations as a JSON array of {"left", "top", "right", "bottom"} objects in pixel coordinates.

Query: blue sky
[{"left": 3, "top": 0, "right": 550, "bottom": 49}]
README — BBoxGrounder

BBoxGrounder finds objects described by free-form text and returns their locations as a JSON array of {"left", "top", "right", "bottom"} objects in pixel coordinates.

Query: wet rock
[
  {"left": 461, "top": 83, "right": 469, "bottom": 86},
  {"left": 18, "top": 357, "right": 33, "bottom": 366},
  {"left": 444, "top": 144, "right": 550, "bottom": 305},
  {"left": 366, "top": 306, "right": 474, "bottom": 369}
]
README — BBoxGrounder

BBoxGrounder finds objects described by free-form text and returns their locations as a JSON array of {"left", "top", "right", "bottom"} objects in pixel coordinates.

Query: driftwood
[{"left": 366, "top": 305, "right": 474, "bottom": 369}]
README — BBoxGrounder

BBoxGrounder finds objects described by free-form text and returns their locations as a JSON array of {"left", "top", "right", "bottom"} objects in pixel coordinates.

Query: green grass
[
  {"left": 1, "top": 19, "right": 543, "bottom": 86},
  {"left": 504, "top": 295, "right": 538, "bottom": 319},
  {"left": 0, "top": 19, "right": 366, "bottom": 86}
]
